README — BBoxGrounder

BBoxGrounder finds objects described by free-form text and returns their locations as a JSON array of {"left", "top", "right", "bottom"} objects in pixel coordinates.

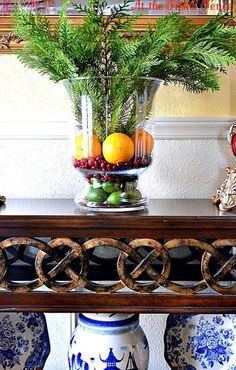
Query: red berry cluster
[
  {"left": 133, "top": 155, "right": 152, "bottom": 168},
  {"left": 74, "top": 155, "right": 152, "bottom": 171},
  {"left": 86, "top": 173, "right": 122, "bottom": 183},
  {"left": 86, "top": 173, "right": 138, "bottom": 184}
]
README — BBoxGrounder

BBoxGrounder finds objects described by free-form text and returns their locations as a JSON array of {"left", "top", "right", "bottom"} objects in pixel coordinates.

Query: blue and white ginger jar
[{"left": 68, "top": 313, "right": 149, "bottom": 370}]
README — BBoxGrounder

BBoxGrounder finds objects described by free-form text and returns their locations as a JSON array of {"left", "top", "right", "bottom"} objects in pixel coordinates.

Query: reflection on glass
[{"left": 0, "top": 0, "right": 232, "bottom": 16}]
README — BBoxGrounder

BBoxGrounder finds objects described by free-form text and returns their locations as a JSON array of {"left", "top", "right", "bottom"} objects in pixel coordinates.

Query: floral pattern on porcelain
[
  {"left": 164, "top": 314, "right": 236, "bottom": 370},
  {"left": 0, "top": 312, "right": 50, "bottom": 370}
]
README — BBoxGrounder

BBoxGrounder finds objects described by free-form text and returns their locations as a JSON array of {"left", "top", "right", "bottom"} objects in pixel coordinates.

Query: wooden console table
[{"left": 0, "top": 198, "right": 235, "bottom": 314}]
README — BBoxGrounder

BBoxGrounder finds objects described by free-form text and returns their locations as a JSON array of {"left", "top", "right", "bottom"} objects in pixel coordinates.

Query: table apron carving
[
  {"left": 0, "top": 236, "right": 235, "bottom": 295},
  {"left": 0, "top": 199, "right": 235, "bottom": 313}
]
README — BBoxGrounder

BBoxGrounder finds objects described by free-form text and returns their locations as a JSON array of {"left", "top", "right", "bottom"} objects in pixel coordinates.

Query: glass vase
[{"left": 65, "top": 76, "right": 163, "bottom": 211}]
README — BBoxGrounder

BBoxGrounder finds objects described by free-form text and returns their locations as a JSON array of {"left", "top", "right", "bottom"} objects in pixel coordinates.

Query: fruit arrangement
[
  {"left": 68, "top": 76, "right": 161, "bottom": 210},
  {"left": 73, "top": 129, "right": 154, "bottom": 207}
]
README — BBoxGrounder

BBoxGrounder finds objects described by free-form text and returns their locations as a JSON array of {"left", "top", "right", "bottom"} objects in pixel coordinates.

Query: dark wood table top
[
  {"left": 0, "top": 198, "right": 236, "bottom": 239},
  {"left": 0, "top": 198, "right": 235, "bottom": 218}
]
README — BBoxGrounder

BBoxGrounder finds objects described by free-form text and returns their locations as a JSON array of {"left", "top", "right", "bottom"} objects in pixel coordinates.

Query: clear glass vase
[{"left": 65, "top": 76, "right": 163, "bottom": 211}]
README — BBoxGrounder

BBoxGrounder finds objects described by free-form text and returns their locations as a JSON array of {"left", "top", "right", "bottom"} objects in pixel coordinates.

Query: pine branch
[{"left": 13, "top": 1, "right": 236, "bottom": 134}]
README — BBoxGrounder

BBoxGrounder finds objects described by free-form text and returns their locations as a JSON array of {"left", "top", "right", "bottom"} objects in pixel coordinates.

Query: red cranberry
[
  {"left": 81, "top": 158, "right": 89, "bottom": 168},
  {"left": 101, "top": 175, "right": 108, "bottom": 182},
  {"left": 112, "top": 164, "right": 118, "bottom": 171},
  {"left": 100, "top": 162, "right": 107, "bottom": 170},
  {"left": 88, "top": 157, "right": 95, "bottom": 167},
  {"left": 94, "top": 160, "right": 99, "bottom": 168},
  {"left": 106, "top": 164, "right": 112, "bottom": 171}
]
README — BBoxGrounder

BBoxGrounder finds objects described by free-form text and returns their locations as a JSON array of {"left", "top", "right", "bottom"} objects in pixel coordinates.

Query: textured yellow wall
[
  {"left": 153, "top": 64, "right": 236, "bottom": 117},
  {"left": 0, "top": 55, "right": 70, "bottom": 122},
  {"left": 0, "top": 55, "right": 235, "bottom": 119}
]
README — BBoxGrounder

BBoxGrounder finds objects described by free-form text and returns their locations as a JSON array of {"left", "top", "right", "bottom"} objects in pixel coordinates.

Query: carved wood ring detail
[
  {"left": 35, "top": 238, "right": 89, "bottom": 293},
  {"left": 0, "top": 237, "right": 45, "bottom": 292},
  {"left": 0, "top": 248, "right": 7, "bottom": 280},
  {"left": 202, "top": 239, "right": 236, "bottom": 294},
  {"left": 117, "top": 239, "right": 170, "bottom": 293},
  {"left": 0, "top": 237, "right": 235, "bottom": 295}
]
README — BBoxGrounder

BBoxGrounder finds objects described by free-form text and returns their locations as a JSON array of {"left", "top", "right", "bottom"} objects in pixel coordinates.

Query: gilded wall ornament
[
  {"left": 213, "top": 123, "right": 236, "bottom": 211},
  {"left": 0, "top": 32, "right": 23, "bottom": 50}
]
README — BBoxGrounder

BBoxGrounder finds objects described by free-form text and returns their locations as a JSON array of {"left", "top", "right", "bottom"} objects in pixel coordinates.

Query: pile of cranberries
[
  {"left": 87, "top": 173, "right": 138, "bottom": 184},
  {"left": 73, "top": 154, "right": 152, "bottom": 171}
]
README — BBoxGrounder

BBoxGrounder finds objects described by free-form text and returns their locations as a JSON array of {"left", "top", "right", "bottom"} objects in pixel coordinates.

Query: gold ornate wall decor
[
  {"left": 0, "top": 236, "right": 235, "bottom": 295},
  {"left": 0, "top": 31, "right": 23, "bottom": 50},
  {"left": 213, "top": 122, "right": 236, "bottom": 211},
  {"left": 213, "top": 167, "right": 236, "bottom": 211}
]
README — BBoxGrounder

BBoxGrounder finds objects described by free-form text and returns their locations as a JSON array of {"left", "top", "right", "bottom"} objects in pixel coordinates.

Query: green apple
[
  {"left": 87, "top": 187, "right": 107, "bottom": 203},
  {"left": 107, "top": 191, "right": 122, "bottom": 206},
  {"left": 102, "top": 181, "right": 120, "bottom": 193}
]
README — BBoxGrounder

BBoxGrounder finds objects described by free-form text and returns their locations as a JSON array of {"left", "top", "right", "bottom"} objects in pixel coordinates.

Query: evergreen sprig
[
  {"left": 13, "top": 2, "right": 236, "bottom": 90},
  {"left": 13, "top": 1, "right": 236, "bottom": 137}
]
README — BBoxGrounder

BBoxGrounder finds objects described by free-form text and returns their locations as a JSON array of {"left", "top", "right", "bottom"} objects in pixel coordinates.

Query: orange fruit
[
  {"left": 102, "top": 133, "right": 134, "bottom": 164},
  {"left": 131, "top": 128, "right": 154, "bottom": 156},
  {"left": 75, "top": 133, "right": 102, "bottom": 160}
]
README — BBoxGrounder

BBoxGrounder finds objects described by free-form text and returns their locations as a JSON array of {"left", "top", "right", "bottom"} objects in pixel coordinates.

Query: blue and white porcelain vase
[
  {"left": 0, "top": 312, "right": 50, "bottom": 370},
  {"left": 68, "top": 313, "right": 149, "bottom": 370}
]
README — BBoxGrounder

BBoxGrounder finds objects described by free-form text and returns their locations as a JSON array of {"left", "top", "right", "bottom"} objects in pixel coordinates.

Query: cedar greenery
[
  {"left": 13, "top": 2, "right": 236, "bottom": 138},
  {"left": 13, "top": 1, "right": 236, "bottom": 92}
]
